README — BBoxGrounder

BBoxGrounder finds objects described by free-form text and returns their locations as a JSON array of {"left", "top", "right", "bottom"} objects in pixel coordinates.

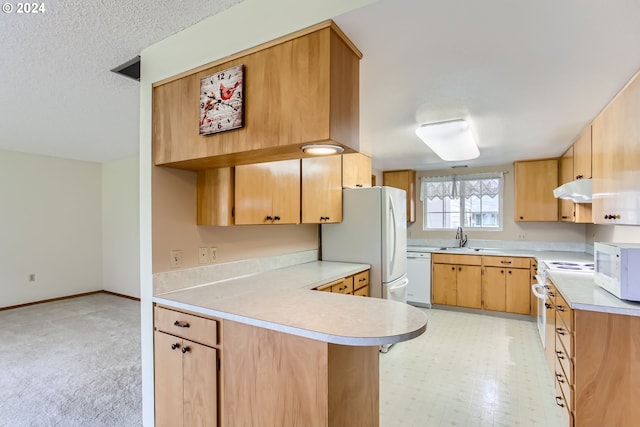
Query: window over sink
[{"left": 420, "top": 172, "right": 503, "bottom": 230}]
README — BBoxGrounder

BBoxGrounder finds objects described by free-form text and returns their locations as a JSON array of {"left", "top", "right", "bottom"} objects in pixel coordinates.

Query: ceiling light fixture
[
  {"left": 415, "top": 119, "right": 480, "bottom": 161},
  {"left": 301, "top": 144, "right": 344, "bottom": 156}
]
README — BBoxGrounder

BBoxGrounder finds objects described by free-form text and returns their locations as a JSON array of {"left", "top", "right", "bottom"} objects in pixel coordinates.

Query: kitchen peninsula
[{"left": 153, "top": 260, "right": 427, "bottom": 427}]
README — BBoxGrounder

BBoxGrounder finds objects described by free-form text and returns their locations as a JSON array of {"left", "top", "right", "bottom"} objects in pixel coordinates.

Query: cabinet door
[
  {"left": 235, "top": 162, "right": 276, "bottom": 224},
  {"left": 383, "top": 170, "right": 416, "bottom": 222},
  {"left": 558, "top": 147, "right": 575, "bottom": 222},
  {"left": 155, "top": 331, "right": 185, "bottom": 427},
  {"left": 505, "top": 268, "right": 532, "bottom": 314},
  {"left": 456, "top": 265, "right": 482, "bottom": 309},
  {"left": 482, "top": 267, "right": 506, "bottom": 311},
  {"left": 514, "top": 159, "right": 558, "bottom": 221},
  {"left": 432, "top": 263, "right": 457, "bottom": 305},
  {"left": 301, "top": 156, "right": 342, "bottom": 223},
  {"left": 271, "top": 159, "right": 301, "bottom": 224},
  {"left": 235, "top": 160, "right": 300, "bottom": 224},
  {"left": 342, "top": 153, "right": 372, "bottom": 188},
  {"left": 573, "top": 125, "right": 592, "bottom": 180},
  {"left": 182, "top": 340, "right": 218, "bottom": 427}
]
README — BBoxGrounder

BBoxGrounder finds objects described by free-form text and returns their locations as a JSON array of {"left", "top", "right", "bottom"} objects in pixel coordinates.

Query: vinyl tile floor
[{"left": 380, "top": 307, "right": 564, "bottom": 427}]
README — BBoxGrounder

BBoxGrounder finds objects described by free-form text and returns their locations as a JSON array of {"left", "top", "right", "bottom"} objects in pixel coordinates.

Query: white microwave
[{"left": 594, "top": 242, "right": 640, "bottom": 301}]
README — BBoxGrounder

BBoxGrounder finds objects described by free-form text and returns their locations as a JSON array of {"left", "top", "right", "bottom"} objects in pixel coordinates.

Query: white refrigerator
[{"left": 321, "top": 186, "right": 408, "bottom": 301}]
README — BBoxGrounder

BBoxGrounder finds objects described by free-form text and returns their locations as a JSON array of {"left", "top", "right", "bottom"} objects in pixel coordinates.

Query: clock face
[{"left": 199, "top": 64, "right": 244, "bottom": 135}]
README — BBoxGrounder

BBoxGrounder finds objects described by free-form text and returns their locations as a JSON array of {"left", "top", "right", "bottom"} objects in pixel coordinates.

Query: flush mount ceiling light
[
  {"left": 301, "top": 144, "right": 344, "bottom": 155},
  {"left": 415, "top": 119, "right": 480, "bottom": 161}
]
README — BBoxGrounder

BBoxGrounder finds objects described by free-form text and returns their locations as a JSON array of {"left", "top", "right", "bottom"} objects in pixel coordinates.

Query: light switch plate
[{"left": 170, "top": 250, "right": 182, "bottom": 268}]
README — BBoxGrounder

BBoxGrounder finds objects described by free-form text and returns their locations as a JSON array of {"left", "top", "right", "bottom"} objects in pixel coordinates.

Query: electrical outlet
[
  {"left": 517, "top": 232, "right": 526, "bottom": 241},
  {"left": 210, "top": 247, "right": 217, "bottom": 263},
  {"left": 29, "top": 273, "right": 36, "bottom": 282},
  {"left": 170, "top": 250, "right": 182, "bottom": 268},
  {"left": 199, "top": 247, "right": 209, "bottom": 264}
]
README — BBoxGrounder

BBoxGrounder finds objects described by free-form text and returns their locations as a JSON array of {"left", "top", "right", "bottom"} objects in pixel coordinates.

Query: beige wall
[
  {"left": 587, "top": 223, "right": 640, "bottom": 243},
  {"left": 151, "top": 166, "right": 318, "bottom": 273},
  {"left": 407, "top": 163, "right": 587, "bottom": 243}
]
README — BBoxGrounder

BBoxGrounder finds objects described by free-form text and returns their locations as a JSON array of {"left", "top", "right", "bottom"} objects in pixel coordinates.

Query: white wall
[
  {"left": 139, "top": 0, "right": 378, "bottom": 424},
  {"left": 0, "top": 150, "right": 102, "bottom": 307},
  {"left": 102, "top": 156, "right": 140, "bottom": 298}
]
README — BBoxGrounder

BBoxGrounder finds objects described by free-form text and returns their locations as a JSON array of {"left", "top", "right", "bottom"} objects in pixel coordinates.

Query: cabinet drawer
[
  {"left": 331, "top": 276, "right": 354, "bottom": 294},
  {"left": 556, "top": 320, "right": 573, "bottom": 358},
  {"left": 555, "top": 367, "right": 573, "bottom": 412},
  {"left": 555, "top": 292, "right": 572, "bottom": 333},
  {"left": 482, "top": 255, "right": 530, "bottom": 269},
  {"left": 315, "top": 282, "right": 333, "bottom": 292},
  {"left": 154, "top": 306, "right": 219, "bottom": 347},
  {"left": 555, "top": 335, "right": 574, "bottom": 384},
  {"left": 353, "top": 270, "right": 369, "bottom": 291},
  {"left": 353, "top": 285, "right": 369, "bottom": 297},
  {"left": 432, "top": 253, "right": 482, "bottom": 265},
  {"left": 555, "top": 379, "right": 574, "bottom": 427}
]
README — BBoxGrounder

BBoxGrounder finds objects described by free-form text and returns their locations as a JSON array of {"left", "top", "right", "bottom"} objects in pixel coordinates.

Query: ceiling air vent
[{"left": 111, "top": 56, "right": 140, "bottom": 81}]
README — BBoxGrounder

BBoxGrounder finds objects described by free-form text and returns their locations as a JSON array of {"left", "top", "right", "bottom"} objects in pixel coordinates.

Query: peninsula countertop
[{"left": 153, "top": 261, "right": 428, "bottom": 346}]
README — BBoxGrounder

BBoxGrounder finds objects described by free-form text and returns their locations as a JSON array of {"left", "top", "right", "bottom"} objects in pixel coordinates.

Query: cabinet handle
[
  {"left": 458, "top": 267, "right": 462, "bottom": 271},
  {"left": 451, "top": 266, "right": 455, "bottom": 271},
  {"left": 339, "top": 285, "right": 348, "bottom": 291},
  {"left": 356, "top": 184, "right": 363, "bottom": 187},
  {"left": 181, "top": 346, "right": 191, "bottom": 354},
  {"left": 556, "top": 327, "right": 567, "bottom": 336},
  {"left": 561, "top": 216, "right": 569, "bottom": 219},
  {"left": 174, "top": 320, "right": 190, "bottom": 328},
  {"left": 508, "top": 270, "right": 512, "bottom": 275},
  {"left": 359, "top": 278, "right": 366, "bottom": 282},
  {"left": 555, "top": 396, "right": 565, "bottom": 407},
  {"left": 556, "top": 350, "right": 565, "bottom": 360},
  {"left": 274, "top": 216, "right": 281, "bottom": 221},
  {"left": 556, "top": 373, "right": 565, "bottom": 383},
  {"left": 171, "top": 343, "right": 180, "bottom": 350},
  {"left": 576, "top": 174, "right": 583, "bottom": 179},
  {"left": 500, "top": 270, "right": 504, "bottom": 274},
  {"left": 266, "top": 215, "right": 273, "bottom": 221},
  {"left": 520, "top": 216, "right": 524, "bottom": 220},
  {"left": 556, "top": 305, "right": 566, "bottom": 312},
  {"left": 545, "top": 303, "right": 552, "bottom": 309},
  {"left": 500, "top": 260, "right": 512, "bottom": 264}
]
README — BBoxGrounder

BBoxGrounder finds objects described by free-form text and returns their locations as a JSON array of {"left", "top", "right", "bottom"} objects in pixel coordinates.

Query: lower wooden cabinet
[
  {"left": 432, "top": 254, "right": 482, "bottom": 308},
  {"left": 313, "top": 270, "right": 369, "bottom": 297},
  {"left": 154, "top": 306, "right": 221, "bottom": 427},
  {"left": 433, "top": 253, "right": 533, "bottom": 315}
]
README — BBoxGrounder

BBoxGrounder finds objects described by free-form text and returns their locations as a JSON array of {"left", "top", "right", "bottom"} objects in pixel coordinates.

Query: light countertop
[
  {"left": 549, "top": 271, "right": 640, "bottom": 317},
  {"left": 154, "top": 261, "right": 428, "bottom": 346}
]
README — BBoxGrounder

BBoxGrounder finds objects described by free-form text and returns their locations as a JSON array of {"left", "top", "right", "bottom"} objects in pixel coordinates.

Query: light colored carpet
[{"left": 0, "top": 293, "right": 142, "bottom": 427}]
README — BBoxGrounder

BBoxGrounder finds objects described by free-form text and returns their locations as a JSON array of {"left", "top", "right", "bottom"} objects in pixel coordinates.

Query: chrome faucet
[{"left": 455, "top": 226, "right": 468, "bottom": 247}]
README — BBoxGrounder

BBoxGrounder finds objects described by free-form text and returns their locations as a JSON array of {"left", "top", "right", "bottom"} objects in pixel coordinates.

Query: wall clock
[{"left": 199, "top": 64, "right": 244, "bottom": 135}]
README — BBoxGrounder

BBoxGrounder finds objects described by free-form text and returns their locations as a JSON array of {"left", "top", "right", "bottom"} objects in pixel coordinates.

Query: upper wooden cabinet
[
  {"left": 302, "top": 156, "right": 342, "bottom": 224},
  {"left": 382, "top": 170, "right": 416, "bottom": 222},
  {"left": 558, "top": 147, "right": 575, "bottom": 222},
  {"left": 342, "top": 153, "right": 372, "bottom": 188},
  {"left": 514, "top": 159, "right": 558, "bottom": 222},
  {"left": 153, "top": 21, "right": 362, "bottom": 170},
  {"left": 235, "top": 160, "right": 301, "bottom": 225},
  {"left": 592, "top": 70, "right": 640, "bottom": 225},
  {"left": 197, "top": 167, "right": 234, "bottom": 226},
  {"left": 573, "top": 125, "right": 592, "bottom": 180}
]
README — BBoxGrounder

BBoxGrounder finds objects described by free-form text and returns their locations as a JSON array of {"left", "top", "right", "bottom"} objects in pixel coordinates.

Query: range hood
[{"left": 553, "top": 178, "right": 592, "bottom": 203}]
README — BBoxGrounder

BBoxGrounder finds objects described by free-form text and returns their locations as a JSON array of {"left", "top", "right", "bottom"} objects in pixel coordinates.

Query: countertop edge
[{"left": 154, "top": 296, "right": 427, "bottom": 346}]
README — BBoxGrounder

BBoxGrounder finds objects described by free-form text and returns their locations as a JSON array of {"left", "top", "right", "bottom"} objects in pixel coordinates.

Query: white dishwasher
[{"left": 407, "top": 250, "right": 432, "bottom": 307}]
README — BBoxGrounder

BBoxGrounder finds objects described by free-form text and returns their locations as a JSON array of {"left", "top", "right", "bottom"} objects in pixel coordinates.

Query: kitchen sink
[{"left": 436, "top": 247, "right": 504, "bottom": 254}]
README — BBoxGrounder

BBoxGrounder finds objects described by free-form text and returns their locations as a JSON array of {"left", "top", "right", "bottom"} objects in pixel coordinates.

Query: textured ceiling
[{"left": 0, "top": 0, "right": 244, "bottom": 162}]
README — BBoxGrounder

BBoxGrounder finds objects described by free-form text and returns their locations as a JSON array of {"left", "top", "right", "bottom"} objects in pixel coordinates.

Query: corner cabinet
[
  {"left": 342, "top": 153, "right": 372, "bottom": 188},
  {"left": 382, "top": 170, "right": 416, "bottom": 222},
  {"left": 514, "top": 159, "right": 558, "bottom": 221},
  {"left": 152, "top": 21, "right": 362, "bottom": 170},
  {"left": 234, "top": 159, "right": 301, "bottom": 224},
  {"left": 154, "top": 306, "right": 221, "bottom": 427},
  {"left": 592, "top": 69, "right": 640, "bottom": 225}
]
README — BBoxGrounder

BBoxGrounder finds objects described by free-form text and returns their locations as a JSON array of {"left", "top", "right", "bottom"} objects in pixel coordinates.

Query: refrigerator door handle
[{"left": 388, "top": 193, "right": 397, "bottom": 273}]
